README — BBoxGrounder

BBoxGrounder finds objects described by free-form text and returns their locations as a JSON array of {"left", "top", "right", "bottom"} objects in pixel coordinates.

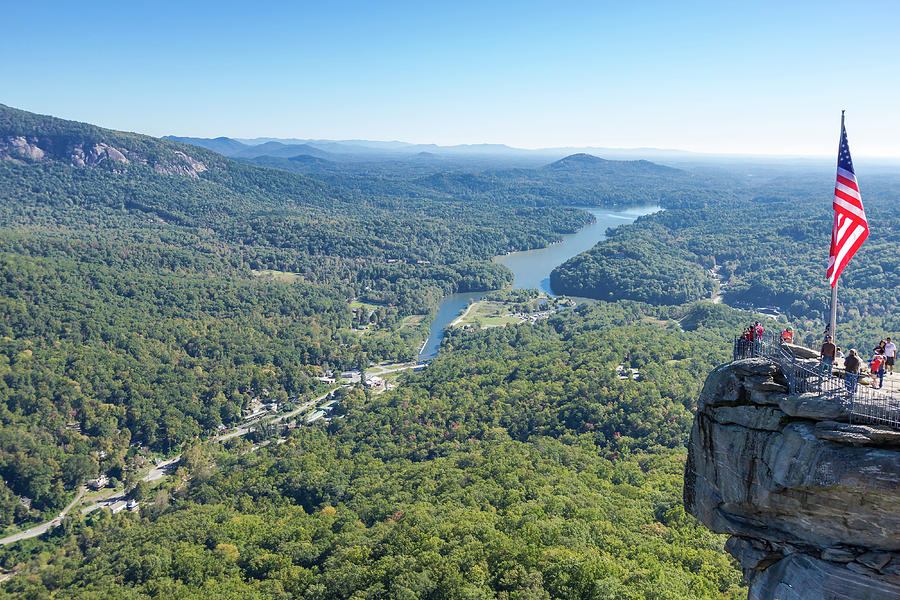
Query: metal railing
[{"left": 732, "top": 331, "right": 900, "bottom": 429}]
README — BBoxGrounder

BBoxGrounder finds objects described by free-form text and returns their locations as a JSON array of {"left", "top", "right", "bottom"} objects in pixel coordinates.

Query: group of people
[
  {"left": 820, "top": 335, "right": 896, "bottom": 392},
  {"left": 742, "top": 321, "right": 766, "bottom": 341},
  {"left": 736, "top": 322, "right": 768, "bottom": 357},
  {"left": 735, "top": 322, "right": 899, "bottom": 394},
  {"left": 736, "top": 321, "right": 797, "bottom": 358}
]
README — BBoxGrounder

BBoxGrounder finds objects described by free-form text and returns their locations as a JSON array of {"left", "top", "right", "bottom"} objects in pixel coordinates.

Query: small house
[{"left": 87, "top": 475, "right": 109, "bottom": 491}]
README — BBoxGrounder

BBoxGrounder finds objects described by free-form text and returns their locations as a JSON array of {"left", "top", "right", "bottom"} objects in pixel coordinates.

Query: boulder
[
  {"left": 781, "top": 343, "right": 820, "bottom": 360},
  {"left": 779, "top": 392, "right": 850, "bottom": 421}
]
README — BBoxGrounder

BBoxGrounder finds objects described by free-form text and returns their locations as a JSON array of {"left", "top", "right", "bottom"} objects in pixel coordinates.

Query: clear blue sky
[{"left": 4, "top": 1, "right": 899, "bottom": 156}]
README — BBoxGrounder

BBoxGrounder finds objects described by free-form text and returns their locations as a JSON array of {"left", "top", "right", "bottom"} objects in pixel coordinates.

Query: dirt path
[{"left": 449, "top": 301, "right": 478, "bottom": 327}]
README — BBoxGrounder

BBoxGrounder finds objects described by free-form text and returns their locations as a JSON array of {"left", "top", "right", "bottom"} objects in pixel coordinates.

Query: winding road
[
  {"left": 0, "top": 487, "right": 86, "bottom": 546},
  {"left": 0, "top": 387, "right": 340, "bottom": 547}
]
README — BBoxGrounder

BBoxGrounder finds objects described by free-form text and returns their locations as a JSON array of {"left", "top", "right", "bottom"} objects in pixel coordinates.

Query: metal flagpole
[{"left": 829, "top": 280, "right": 838, "bottom": 343}]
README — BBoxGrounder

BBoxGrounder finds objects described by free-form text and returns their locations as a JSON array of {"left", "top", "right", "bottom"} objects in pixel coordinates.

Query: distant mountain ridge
[
  {"left": 166, "top": 135, "right": 900, "bottom": 177},
  {"left": 2, "top": 104, "right": 697, "bottom": 213},
  {"left": 234, "top": 142, "right": 334, "bottom": 159},
  {"left": 411, "top": 152, "right": 695, "bottom": 206},
  {"left": 545, "top": 152, "right": 679, "bottom": 174},
  {"left": 4, "top": 102, "right": 691, "bottom": 220},
  {"left": 162, "top": 135, "right": 247, "bottom": 156}
]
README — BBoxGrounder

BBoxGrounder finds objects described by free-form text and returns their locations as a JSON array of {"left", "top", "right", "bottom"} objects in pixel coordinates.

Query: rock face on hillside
[
  {"left": 685, "top": 358, "right": 900, "bottom": 600},
  {"left": 1, "top": 135, "right": 207, "bottom": 177}
]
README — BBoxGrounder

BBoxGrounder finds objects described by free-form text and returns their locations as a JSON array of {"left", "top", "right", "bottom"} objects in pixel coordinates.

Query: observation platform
[{"left": 733, "top": 333, "right": 900, "bottom": 430}]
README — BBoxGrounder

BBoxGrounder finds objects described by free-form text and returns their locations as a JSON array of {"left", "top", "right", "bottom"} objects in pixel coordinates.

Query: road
[
  {"left": 449, "top": 302, "right": 477, "bottom": 327},
  {"left": 79, "top": 455, "right": 184, "bottom": 518},
  {"left": 367, "top": 361, "right": 425, "bottom": 376},
  {"left": 145, "top": 456, "right": 182, "bottom": 481},
  {"left": 0, "top": 487, "right": 85, "bottom": 546},
  {"left": 216, "top": 387, "right": 336, "bottom": 441},
  {"left": 377, "top": 363, "right": 422, "bottom": 375},
  {"left": 0, "top": 388, "right": 338, "bottom": 547}
]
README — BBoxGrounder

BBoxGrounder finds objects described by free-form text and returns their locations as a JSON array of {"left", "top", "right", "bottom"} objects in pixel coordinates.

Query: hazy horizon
[{"left": 223, "top": 135, "right": 900, "bottom": 162}]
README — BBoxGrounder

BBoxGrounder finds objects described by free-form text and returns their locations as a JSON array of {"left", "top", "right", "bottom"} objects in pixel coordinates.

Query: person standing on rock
[
  {"left": 870, "top": 351, "right": 885, "bottom": 389},
  {"left": 820, "top": 335, "right": 836, "bottom": 375},
  {"left": 844, "top": 349, "right": 861, "bottom": 394},
  {"left": 744, "top": 326, "right": 754, "bottom": 357},
  {"left": 781, "top": 326, "right": 794, "bottom": 344},
  {"left": 752, "top": 322, "right": 764, "bottom": 357},
  {"left": 884, "top": 337, "right": 896, "bottom": 375}
]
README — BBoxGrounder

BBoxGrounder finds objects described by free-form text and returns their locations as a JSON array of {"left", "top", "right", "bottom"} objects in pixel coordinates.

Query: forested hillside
[
  {"left": 1, "top": 302, "right": 749, "bottom": 599},
  {"left": 551, "top": 175, "right": 900, "bottom": 350},
  {"left": 0, "top": 105, "right": 590, "bottom": 525}
]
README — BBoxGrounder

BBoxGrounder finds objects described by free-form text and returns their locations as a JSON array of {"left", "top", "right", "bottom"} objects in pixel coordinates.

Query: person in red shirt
[
  {"left": 781, "top": 327, "right": 794, "bottom": 344},
  {"left": 739, "top": 327, "right": 753, "bottom": 358},
  {"left": 870, "top": 352, "right": 885, "bottom": 389}
]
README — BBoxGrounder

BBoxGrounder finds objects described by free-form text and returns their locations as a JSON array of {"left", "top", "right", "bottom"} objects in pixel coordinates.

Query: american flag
[{"left": 826, "top": 117, "right": 868, "bottom": 287}]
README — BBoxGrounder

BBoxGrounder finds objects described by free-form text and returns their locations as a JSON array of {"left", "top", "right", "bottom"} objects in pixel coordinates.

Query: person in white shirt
[{"left": 885, "top": 337, "right": 897, "bottom": 375}]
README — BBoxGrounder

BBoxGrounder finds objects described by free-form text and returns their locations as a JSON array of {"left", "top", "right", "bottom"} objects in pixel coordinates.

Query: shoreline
[{"left": 448, "top": 300, "right": 480, "bottom": 327}]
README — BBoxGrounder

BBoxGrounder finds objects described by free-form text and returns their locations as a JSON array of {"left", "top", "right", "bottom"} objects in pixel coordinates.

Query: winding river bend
[{"left": 418, "top": 205, "right": 661, "bottom": 361}]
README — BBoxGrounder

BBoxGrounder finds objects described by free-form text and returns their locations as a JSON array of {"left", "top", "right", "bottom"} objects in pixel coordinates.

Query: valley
[{"left": 2, "top": 104, "right": 900, "bottom": 599}]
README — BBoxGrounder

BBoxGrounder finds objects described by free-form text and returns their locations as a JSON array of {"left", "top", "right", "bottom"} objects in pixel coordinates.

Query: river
[{"left": 417, "top": 205, "right": 661, "bottom": 361}]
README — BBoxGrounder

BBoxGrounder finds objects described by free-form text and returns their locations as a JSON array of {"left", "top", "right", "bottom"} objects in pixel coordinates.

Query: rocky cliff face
[
  {"left": 685, "top": 358, "right": 900, "bottom": 600},
  {"left": 1, "top": 135, "right": 208, "bottom": 177}
]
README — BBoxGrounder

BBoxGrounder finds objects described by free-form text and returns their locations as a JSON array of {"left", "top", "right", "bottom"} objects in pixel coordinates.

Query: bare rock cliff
[
  {"left": 1, "top": 135, "right": 207, "bottom": 177},
  {"left": 685, "top": 358, "right": 900, "bottom": 600}
]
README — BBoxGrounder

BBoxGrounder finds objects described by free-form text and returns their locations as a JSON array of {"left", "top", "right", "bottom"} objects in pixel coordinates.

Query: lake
[{"left": 418, "top": 205, "right": 661, "bottom": 361}]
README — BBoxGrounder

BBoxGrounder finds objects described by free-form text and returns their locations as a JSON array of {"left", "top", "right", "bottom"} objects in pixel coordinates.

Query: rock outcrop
[
  {"left": 1, "top": 104, "right": 216, "bottom": 178},
  {"left": 685, "top": 358, "right": 900, "bottom": 600},
  {"left": 1, "top": 135, "right": 207, "bottom": 177}
]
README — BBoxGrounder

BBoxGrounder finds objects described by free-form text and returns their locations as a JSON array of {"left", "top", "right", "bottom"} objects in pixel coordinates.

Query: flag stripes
[{"left": 826, "top": 119, "right": 868, "bottom": 287}]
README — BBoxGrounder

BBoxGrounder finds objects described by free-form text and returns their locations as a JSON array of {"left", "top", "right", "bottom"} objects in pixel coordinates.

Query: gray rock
[
  {"left": 779, "top": 393, "right": 850, "bottom": 421},
  {"left": 712, "top": 405, "right": 785, "bottom": 431},
  {"left": 750, "top": 389, "right": 782, "bottom": 406},
  {"left": 822, "top": 548, "right": 857, "bottom": 563},
  {"left": 781, "top": 343, "right": 820, "bottom": 360},
  {"left": 814, "top": 422, "right": 900, "bottom": 447},
  {"left": 727, "top": 536, "right": 782, "bottom": 571},
  {"left": 698, "top": 359, "right": 784, "bottom": 411},
  {"left": 733, "top": 359, "right": 781, "bottom": 378},
  {"left": 746, "top": 553, "right": 900, "bottom": 600},
  {"left": 4, "top": 135, "right": 45, "bottom": 160},
  {"left": 105, "top": 147, "right": 128, "bottom": 162},
  {"left": 882, "top": 558, "right": 900, "bottom": 576},
  {"left": 686, "top": 360, "right": 900, "bottom": 600},
  {"left": 844, "top": 561, "right": 876, "bottom": 576},
  {"left": 857, "top": 552, "right": 894, "bottom": 571}
]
